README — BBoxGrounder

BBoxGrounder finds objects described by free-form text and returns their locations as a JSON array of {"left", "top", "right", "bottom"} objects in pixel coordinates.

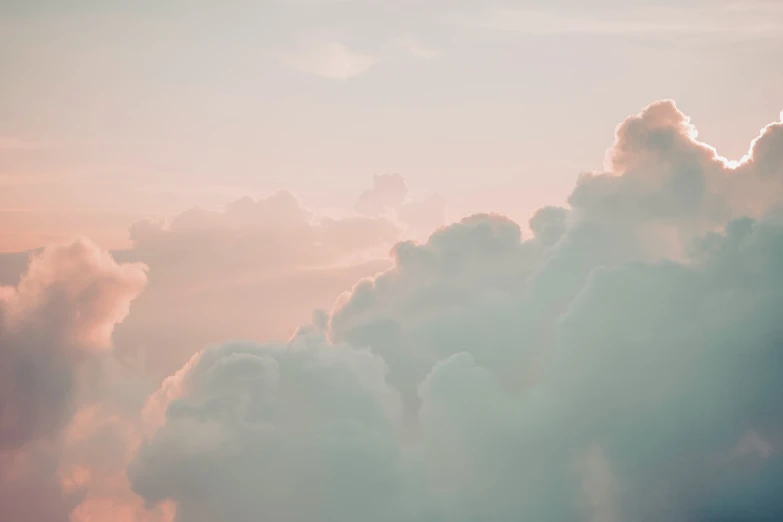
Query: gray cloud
[
  {"left": 128, "top": 100, "right": 783, "bottom": 522},
  {"left": 128, "top": 330, "right": 430, "bottom": 522},
  {"left": 3, "top": 100, "right": 782, "bottom": 522}
]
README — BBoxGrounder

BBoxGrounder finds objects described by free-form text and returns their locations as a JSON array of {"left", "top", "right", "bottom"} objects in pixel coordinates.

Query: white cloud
[{"left": 276, "top": 41, "right": 378, "bottom": 80}]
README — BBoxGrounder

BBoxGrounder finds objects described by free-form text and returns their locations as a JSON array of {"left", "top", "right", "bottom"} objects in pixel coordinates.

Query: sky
[
  {"left": 2, "top": 0, "right": 783, "bottom": 250},
  {"left": 1, "top": 2, "right": 783, "bottom": 522}
]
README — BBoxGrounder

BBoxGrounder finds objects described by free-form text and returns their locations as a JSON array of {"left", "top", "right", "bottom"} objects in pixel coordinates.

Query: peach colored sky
[
  {"left": 2, "top": 0, "right": 782, "bottom": 251},
  {"left": 2, "top": 2, "right": 783, "bottom": 518}
]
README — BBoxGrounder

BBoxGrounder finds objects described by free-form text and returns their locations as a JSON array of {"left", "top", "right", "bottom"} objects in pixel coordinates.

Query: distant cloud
[
  {"left": 276, "top": 41, "right": 378, "bottom": 80},
  {"left": 394, "top": 35, "right": 442, "bottom": 59},
  {"left": 114, "top": 189, "right": 399, "bottom": 379}
]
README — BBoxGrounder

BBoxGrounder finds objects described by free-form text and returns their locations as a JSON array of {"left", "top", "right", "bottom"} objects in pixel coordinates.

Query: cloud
[
  {"left": 3, "top": 101, "right": 783, "bottom": 522},
  {"left": 0, "top": 239, "right": 149, "bottom": 521},
  {"left": 127, "top": 330, "right": 427, "bottom": 522},
  {"left": 276, "top": 41, "right": 378, "bottom": 80},
  {"left": 127, "top": 190, "right": 396, "bottom": 272},
  {"left": 394, "top": 35, "right": 442, "bottom": 59},
  {"left": 112, "top": 189, "right": 399, "bottom": 380},
  {"left": 126, "top": 100, "right": 783, "bottom": 522},
  {"left": 0, "top": 239, "right": 147, "bottom": 449}
]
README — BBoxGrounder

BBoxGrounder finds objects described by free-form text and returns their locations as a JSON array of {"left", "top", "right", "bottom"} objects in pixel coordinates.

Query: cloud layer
[
  {"left": 2, "top": 100, "right": 783, "bottom": 522},
  {"left": 126, "top": 101, "right": 783, "bottom": 522}
]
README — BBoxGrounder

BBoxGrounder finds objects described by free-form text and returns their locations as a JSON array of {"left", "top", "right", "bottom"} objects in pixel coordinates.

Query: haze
[{"left": 1, "top": 1, "right": 783, "bottom": 521}]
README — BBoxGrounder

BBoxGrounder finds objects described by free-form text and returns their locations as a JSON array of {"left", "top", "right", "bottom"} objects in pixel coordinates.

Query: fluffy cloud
[
  {"left": 128, "top": 330, "right": 431, "bottom": 522},
  {"left": 128, "top": 101, "right": 783, "bottom": 522},
  {"left": 113, "top": 190, "right": 398, "bottom": 380},
  {"left": 0, "top": 239, "right": 147, "bottom": 449},
  {"left": 0, "top": 239, "right": 149, "bottom": 521},
  {"left": 127, "top": 190, "right": 397, "bottom": 276},
  {"left": 4, "top": 101, "right": 783, "bottom": 522}
]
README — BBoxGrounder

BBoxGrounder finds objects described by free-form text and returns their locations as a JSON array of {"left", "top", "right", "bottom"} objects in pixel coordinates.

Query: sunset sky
[
  {"left": 1, "top": 2, "right": 783, "bottom": 522},
  {"left": 2, "top": 0, "right": 783, "bottom": 250}
]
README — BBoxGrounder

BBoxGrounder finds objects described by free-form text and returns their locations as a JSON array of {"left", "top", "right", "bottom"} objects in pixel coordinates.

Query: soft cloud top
[{"left": 2, "top": 101, "right": 783, "bottom": 522}]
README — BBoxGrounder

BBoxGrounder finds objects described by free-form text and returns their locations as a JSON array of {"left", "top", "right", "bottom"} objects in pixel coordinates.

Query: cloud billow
[
  {"left": 4, "top": 100, "right": 783, "bottom": 522},
  {"left": 124, "top": 101, "right": 783, "bottom": 521}
]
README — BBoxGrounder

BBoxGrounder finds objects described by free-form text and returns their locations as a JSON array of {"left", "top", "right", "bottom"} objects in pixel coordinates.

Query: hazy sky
[
  {"left": 3, "top": 3, "right": 783, "bottom": 522},
  {"left": 2, "top": 0, "right": 782, "bottom": 250}
]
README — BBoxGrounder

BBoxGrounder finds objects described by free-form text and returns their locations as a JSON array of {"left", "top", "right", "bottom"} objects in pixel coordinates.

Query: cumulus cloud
[
  {"left": 276, "top": 41, "right": 378, "bottom": 80},
  {"left": 128, "top": 190, "right": 396, "bottom": 272},
  {"left": 0, "top": 239, "right": 147, "bottom": 449},
  {"left": 127, "top": 101, "right": 783, "bottom": 522},
  {"left": 0, "top": 239, "right": 150, "bottom": 521},
  {"left": 128, "top": 330, "right": 429, "bottom": 522},
  {"left": 4, "top": 101, "right": 783, "bottom": 522},
  {"left": 113, "top": 189, "right": 398, "bottom": 380}
]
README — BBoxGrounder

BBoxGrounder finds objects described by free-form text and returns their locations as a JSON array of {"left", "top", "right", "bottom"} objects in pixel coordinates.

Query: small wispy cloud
[
  {"left": 394, "top": 35, "right": 442, "bottom": 59},
  {"left": 276, "top": 41, "right": 378, "bottom": 81}
]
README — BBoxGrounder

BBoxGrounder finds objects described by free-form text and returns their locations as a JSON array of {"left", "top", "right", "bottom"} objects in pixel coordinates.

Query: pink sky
[
  {"left": 2, "top": 1, "right": 782, "bottom": 252},
  {"left": 2, "top": 2, "right": 783, "bottom": 522}
]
